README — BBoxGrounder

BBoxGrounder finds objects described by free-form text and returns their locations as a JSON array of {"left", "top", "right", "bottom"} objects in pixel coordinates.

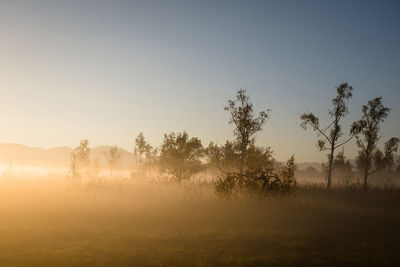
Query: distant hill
[
  {"left": 296, "top": 162, "right": 323, "bottom": 171},
  {"left": 0, "top": 143, "right": 368, "bottom": 172},
  {"left": 0, "top": 143, "right": 136, "bottom": 169}
]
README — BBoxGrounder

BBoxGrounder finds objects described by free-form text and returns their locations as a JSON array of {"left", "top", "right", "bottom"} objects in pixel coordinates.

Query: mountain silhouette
[{"left": 0, "top": 143, "right": 136, "bottom": 169}]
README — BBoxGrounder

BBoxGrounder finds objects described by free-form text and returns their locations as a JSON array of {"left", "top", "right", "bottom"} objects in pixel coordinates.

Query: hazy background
[{"left": 0, "top": 0, "right": 399, "bottom": 162}]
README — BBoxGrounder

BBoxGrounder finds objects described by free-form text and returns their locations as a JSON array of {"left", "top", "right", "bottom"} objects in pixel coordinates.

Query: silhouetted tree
[
  {"left": 204, "top": 142, "right": 223, "bottom": 171},
  {"left": 382, "top": 137, "right": 400, "bottom": 171},
  {"left": 245, "top": 144, "right": 275, "bottom": 173},
  {"left": 351, "top": 97, "right": 399, "bottom": 191},
  {"left": 225, "top": 89, "right": 270, "bottom": 174},
  {"left": 279, "top": 155, "right": 297, "bottom": 193},
  {"left": 144, "top": 145, "right": 158, "bottom": 168},
  {"left": 396, "top": 157, "right": 400, "bottom": 175},
  {"left": 134, "top": 133, "right": 147, "bottom": 165},
  {"left": 332, "top": 149, "right": 353, "bottom": 185},
  {"left": 134, "top": 133, "right": 156, "bottom": 174},
  {"left": 220, "top": 141, "right": 240, "bottom": 171},
  {"left": 300, "top": 83, "right": 353, "bottom": 189},
  {"left": 69, "top": 139, "right": 91, "bottom": 182},
  {"left": 104, "top": 146, "right": 122, "bottom": 178},
  {"left": 205, "top": 140, "right": 240, "bottom": 172},
  {"left": 159, "top": 132, "right": 204, "bottom": 182}
]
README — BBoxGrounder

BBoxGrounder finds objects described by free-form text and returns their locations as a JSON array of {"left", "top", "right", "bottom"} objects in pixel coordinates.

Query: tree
[
  {"left": 351, "top": 97, "right": 399, "bottom": 191},
  {"left": 134, "top": 133, "right": 147, "bottom": 165},
  {"left": 159, "top": 132, "right": 204, "bottom": 182},
  {"left": 220, "top": 141, "right": 240, "bottom": 171},
  {"left": 224, "top": 89, "right": 270, "bottom": 174},
  {"left": 68, "top": 139, "right": 91, "bottom": 182},
  {"left": 134, "top": 133, "right": 157, "bottom": 175},
  {"left": 332, "top": 149, "right": 353, "bottom": 185},
  {"left": 204, "top": 142, "right": 223, "bottom": 171},
  {"left": 205, "top": 141, "right": 240, "bottom": 172},
  {"left": 245, "top": 144, "right": 275, "bottom": 173},
  {"left": 144, "top": 145, "right": 158, "bottom": 168},
  {"left": 69, "top": 152, "right": 80, "bottom": 181},
  {"left": 104, "top": 146, "right": 122, "bottom": 178},
  {"left": 74, "top": 139, "right": 91, "bottom": 167},
  {"left": 382, "top": 137, "right": 400, "bottom": 171},
  {"left": 300, "top": 82, "right": 353, "bottom": 189}
]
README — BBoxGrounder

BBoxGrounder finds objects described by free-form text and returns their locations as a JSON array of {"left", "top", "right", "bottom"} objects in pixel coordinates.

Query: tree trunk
[
  {"left": 327, "top": 144, "right": 335, "bottom": 190},
  {"left": 363, "top": 158, "right": 369, "bottom": 192},
  {"left": 239, "top": 154, "right": 244, "bottom": 175},
  {"left": 239, "top": 144, "right": 246, "bottom": 175},
  {"left": 363, "top": 168, "right": 368, "bottom": 192}
]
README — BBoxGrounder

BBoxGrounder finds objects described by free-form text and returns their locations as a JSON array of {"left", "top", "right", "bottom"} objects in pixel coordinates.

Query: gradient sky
[{"left": 0, "top": 0, "right": 399, "bottom": 162}]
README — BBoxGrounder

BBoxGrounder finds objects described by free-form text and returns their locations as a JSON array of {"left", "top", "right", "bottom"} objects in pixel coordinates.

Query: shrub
[{"left": 215, "top": 156, "right": 297, "bottom": 200}]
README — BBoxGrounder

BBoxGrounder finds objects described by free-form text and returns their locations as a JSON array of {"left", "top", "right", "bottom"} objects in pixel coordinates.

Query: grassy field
[{"left": 0, "top": 177, "right": 400, "bottom": 266}]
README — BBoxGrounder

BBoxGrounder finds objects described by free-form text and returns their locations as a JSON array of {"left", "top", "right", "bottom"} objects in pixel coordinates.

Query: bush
[{"left": 215, "top": 156, "right": 297, "bottom": 200}]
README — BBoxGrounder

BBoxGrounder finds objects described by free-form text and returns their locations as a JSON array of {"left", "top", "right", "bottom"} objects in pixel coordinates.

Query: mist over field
[
  {"left": 2, "top": 0, "right": 400, "bottom": 266},
  {"left": 1, "top": 169, "right": 400, "bottom": 266}
]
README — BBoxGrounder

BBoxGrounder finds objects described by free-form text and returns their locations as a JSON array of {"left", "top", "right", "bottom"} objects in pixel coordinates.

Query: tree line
[{"left": 68, "top": 84, "right": 399, "bottom": 194}]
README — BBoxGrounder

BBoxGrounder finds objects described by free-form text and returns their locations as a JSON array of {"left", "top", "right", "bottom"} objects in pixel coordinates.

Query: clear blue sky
[{"left": 0, "top": 0, "right": 399, "bottom": 162}]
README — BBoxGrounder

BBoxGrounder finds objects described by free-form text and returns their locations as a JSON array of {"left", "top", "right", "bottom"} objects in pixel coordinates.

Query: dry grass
[{"left": 0, "top": 175, "right": 399, "bottom": 266}]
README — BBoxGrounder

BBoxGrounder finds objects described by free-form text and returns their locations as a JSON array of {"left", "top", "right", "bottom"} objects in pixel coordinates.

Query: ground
[{"left": 0, "top": 178, "right": 399, "bottom": 266}]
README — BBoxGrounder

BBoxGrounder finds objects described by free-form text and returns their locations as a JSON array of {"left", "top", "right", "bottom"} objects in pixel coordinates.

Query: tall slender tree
[
  {"left": 300, "top": 83, "right": 353, "bottom": 189},
  {"left": 224, "top": 89, "right": 270, "bottom": 174},
  {"left": 351, "top": 97, "right": 399, "bottom": 191},
  {"left": 134, "top": 132, "right": 148, "bottom": 165}
]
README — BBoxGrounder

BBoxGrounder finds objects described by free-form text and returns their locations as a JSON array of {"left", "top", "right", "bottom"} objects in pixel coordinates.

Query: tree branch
[
  {"left": 315, "top": 127, "right": 333, "bottom": 145},
  {"left": 334, "top": 134, "right": 355, "bottom": 150}
]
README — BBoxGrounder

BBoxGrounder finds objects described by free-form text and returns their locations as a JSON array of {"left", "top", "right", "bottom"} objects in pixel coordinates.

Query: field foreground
[{"left": 0, "top": 177, "right": 400, "bottom": 266}]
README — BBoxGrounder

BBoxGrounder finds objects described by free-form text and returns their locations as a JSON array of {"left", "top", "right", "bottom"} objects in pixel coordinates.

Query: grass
[{"left": 0, "top": 176, "right": 400, "bottom": 266}]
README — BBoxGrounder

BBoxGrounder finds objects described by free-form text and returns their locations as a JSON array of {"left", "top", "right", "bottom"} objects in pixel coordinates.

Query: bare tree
[
  {"left": 104, "top": 146, "right": 122, "bottom": 178},
  {"left": 351, "top": 97, "right": 399, "bottom": 190},
  {"left": 225, "top": 89, "right": 270, "bottom": 174},
  {"left": 159, "top": 132, "right": 204, "bottom": 182},
  {"left": 300, "top": 83, "right": 353, "bottom": 189}
]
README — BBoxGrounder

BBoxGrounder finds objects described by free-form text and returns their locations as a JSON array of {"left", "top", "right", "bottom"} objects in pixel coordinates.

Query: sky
[{"left": 0, "top": 0, "right": 399, "bottom": 162}]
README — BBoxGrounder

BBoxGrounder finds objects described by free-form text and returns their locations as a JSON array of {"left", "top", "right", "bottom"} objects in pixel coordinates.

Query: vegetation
[
  {"left": 6, "top": 86, "right": 400, "bottom": 267},
  {"left": 351, "top": 97, "right": 400, "bottom": 191},
  {"left": 1, "top": 177, "right": 400, "bottom": 266},
  {"left": 104, "top": 146, "right": 122, "bottom": 178},
  {"left": 215, "top": 156, "right": 296, "bottom": 199},
  {"left": 224, "top": 89, "right": 270, "bottom": 174},
  {"left": 332, "top": 150, "right": 353, "bottom": 185},
  {"left": 159, "top": 131, "right": 204, "bottom": 182},
  {"left": 134, "top": 132, "right": 151, "bottom": 165},
  {"left": 300, "top": 83, "right": 353, "bottom": 189},
  {"left": 68, "top": 139, "right": 91, "bottom": 182},
  {"left": 214, "top": 89, "right": 297, "bottom": 199}
]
